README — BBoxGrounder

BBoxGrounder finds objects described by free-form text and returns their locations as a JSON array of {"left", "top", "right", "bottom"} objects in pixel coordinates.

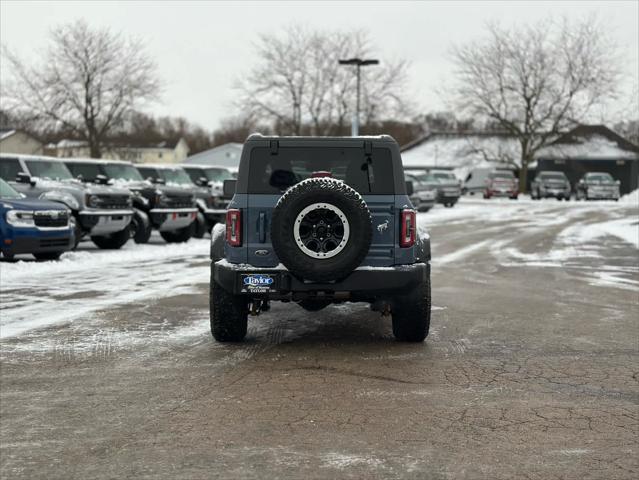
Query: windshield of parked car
[
  {"left": 158, "top": 168, "right": 194, "bottom": 185},
  {"left": 65, "top": 162, "right": 103, "bottom": 182},
  {"left": 539, "top": 172, "right": 567, "bottom": 180},
  {"left": 586, "top": 173, "right": 614, "bottom": 183},
  {"left": 102, "top": 163, "right": 144, "bottom": 181},
  {"left": 248, "top": 147, "right": 395, "bottom": 194},
  {"left": 203, "top": 168, "right": 234, "bottom": 183},
  {"left": 25, "top": 160, "right": 74, "bottom": 180},
  {"left": 489, "top": 172, "right": 515, "bottom": 179},
  {"left": 0, "top": 178, "right": 21, "bottom": 198},
  {"left": 432, "top": 172, "right": 456, "bottom": 181}
]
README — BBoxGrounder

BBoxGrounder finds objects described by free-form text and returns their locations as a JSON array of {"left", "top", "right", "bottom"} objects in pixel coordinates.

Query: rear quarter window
[{"left": 248, "top": 147, "right": 395, "bottom": 195}]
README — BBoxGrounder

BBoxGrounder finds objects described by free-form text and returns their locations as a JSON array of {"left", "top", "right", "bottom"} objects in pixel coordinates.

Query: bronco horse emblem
[{"left": 377, "top": 219, "right": 389, "bottom": 233}]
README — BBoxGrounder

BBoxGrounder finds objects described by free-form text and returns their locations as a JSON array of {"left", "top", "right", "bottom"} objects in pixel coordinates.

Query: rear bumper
[
  {"left": 1, "top": 228, "right": 74, "bottom": 256},
  {"left": 213, "top": 260, "right": 428, "bottom": 297},
  {"left": 149, "top": 208, "right": 198, "bottom": 231},
  {"left": 78, "top": 209, "right": 133, "bottom": 235}
]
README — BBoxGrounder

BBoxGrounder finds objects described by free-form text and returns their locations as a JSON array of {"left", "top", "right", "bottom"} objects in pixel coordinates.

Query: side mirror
[
  {"left": 223, "top": 179, "right": 236, "bottom": 198},
  {"left": 16, "top": 172, "right": 35, "bottom": 186},
  {"left": 95, "top": 174, "right": 109, "bottom": 185},
  {"left": 405, "top": 180, "right": 414, "bottom": 196},
  {"left": 197, "top": 177, "right": 208, "bottom": 187}
]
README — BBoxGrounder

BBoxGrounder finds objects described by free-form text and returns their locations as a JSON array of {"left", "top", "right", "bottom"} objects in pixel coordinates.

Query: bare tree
[
  {"left": 237, "top": 27, "right": 411, "bottom": 136},
  {"left": 2, "top": 20, "right": 160, "bottom": 158},
  {"left": 450, "top": 16, "right": 621, "bottom": 190}
]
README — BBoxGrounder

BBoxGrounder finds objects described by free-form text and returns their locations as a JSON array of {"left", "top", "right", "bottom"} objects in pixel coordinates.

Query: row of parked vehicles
[
  {"left": 407, "top": 166, "right": 621, "bottom": 207},
  {"left": 0, "top": 153, "right": 234, "bottom": 260}
]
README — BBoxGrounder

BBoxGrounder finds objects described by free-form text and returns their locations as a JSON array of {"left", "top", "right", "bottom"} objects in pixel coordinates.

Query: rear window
[
  {"left": 539, "top": 172, "right": 567, "bottom": 180},
  {"left": 489, "top": 171, "right": 515, "bottom": 179},
  {"left": 66, "top": 162, "right": 102, "bottom": 181},
  {"left": 0, "top": 158, "right": 23, "bottom": 181},
  {"left": 248, "top": 147, "right": 395, "bottom": 194}
]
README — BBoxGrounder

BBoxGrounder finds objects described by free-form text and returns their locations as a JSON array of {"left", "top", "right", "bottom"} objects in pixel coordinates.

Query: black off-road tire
[
  {"left": 210, "top": 277, "right": 248, "bottom": 342},
  {"left": 33, "top": 251, "right": 63, "bottom": 261},
  {"left": 91, "top": 227, "right": 130, "bottom": 250},
  {"left": 131, "top": 210, "right": 152, "bottom": 244},
  {"left": 271, "top": 178, "right": 372, "bottom": 282},
  {"left": 298, "top": 299, "right": 331, "bottom": 312},
  {"left": 392, "top": 265, "right": 431, "bottom": 342},
  {"left": 160, "top": 224, "right": 193, "bottom": 243},
  {"left": 193, "top": 212, "right": 207, "bottom": 239}
]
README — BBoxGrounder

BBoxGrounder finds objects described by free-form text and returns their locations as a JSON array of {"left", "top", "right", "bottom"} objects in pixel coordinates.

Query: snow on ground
[{"left": 0, "top": 235, "right": 210, "bottom": 338}]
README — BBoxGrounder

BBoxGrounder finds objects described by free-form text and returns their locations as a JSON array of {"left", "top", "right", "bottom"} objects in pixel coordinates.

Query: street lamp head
[
  {"left": 360, "top": 59, "right": 380, "bottom": 66},
  {"left": 338, "top": 58, "right": 379, "bottom": 66}
]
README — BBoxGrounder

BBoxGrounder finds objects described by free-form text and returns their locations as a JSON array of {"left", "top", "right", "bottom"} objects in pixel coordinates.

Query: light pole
[{"left": 338, "top": 58, "right": 379, "bottom": 136}]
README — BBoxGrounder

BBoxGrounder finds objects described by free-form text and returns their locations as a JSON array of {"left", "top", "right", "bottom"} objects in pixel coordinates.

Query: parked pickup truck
[
  {"left": 576, "top": 172, "right": 621, "bottom": 201},
  {"left": 531, "top": 171, "right": 571, "bottom": 200},
  {"left": 136, "top": 164, "right": 225, "bottom": 237},
  {"left": 64, "top": 158, "right": 198, "bottom": 243},
  {"left": 0, "top": 178, "right": 74, "bottom": 260},
  {"left": 210, "top": 134, "right": 431, "bottom": 343},
  {"left": 0, "top": 154, "right": 133, "bottom": 249}
]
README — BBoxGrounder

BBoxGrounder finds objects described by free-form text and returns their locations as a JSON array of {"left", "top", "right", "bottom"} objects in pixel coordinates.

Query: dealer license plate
[{"left": 240, "top": 273, "right": 278, "bottom": 293}]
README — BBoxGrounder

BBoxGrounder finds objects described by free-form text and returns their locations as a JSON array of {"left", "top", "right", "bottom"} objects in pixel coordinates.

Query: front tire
[
  {"left": 91, "top": 227, "right": 130, "bottom": 250},
  {"left": 33, "top": 251, "right": 63, "bottom": 261},
  {"left": 210, "top": 278, "right": 248, "bottom": 342},
  {"left": 193, "top": 212, "right": 207, "bottom": 239},
  {"left": 131, "top": 210, "right": 152, "bottom": 244},
  {"left": 160, "top": 224, "right": 193, "bottom": 243},
  {"left": 392, "top": 265, "right": 431, "bottom": 342}
]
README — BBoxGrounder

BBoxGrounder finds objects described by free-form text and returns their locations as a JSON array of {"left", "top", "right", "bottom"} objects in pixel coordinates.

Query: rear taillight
[
  {"left": 400, "top": 209, "right": 416, "bottom": 248},
  {"left": 226, "top": 209, "right": 241, "bottom": 246}
]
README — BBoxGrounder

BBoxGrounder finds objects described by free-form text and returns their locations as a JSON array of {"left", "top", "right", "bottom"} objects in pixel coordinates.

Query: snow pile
[
  {"left": 620, "top": 189, "right": 639, "bottom": 206},
  {"left": 560, "top": 217, "right": 639, "bottom": 249}
]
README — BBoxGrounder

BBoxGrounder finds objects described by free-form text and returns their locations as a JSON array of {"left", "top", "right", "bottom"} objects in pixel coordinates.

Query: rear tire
[
  {"left": 160, "top": 224, "right": 193, "bottom": 243},
  {"left": 392, "top": 265, "right": 431, "bottom": 342},
  {"left": 33, "top": 251, "right": 63, "bottom": 261},
  {"left": 210, "top": 277, "right": 248, "bottom": 342},
  {"left": 91, "top": 227, "right": 130, "bottom": 249}
]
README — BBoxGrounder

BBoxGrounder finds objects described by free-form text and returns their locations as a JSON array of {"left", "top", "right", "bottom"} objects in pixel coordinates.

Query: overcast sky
[{"left": 1, "top": 0, "right": 637, "bottom": 131}]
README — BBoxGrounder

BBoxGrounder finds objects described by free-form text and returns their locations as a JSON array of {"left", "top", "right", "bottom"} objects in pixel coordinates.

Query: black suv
[
  {"left": 64, "top": 159, "right": 197, "bottom": 243},
  {"left": 210, "top": 135, "right": 431, "bottom": 343}
]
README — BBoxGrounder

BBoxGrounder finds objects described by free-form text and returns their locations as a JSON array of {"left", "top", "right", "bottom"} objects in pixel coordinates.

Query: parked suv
[
  {"left": 531, "top": 171, "right": 571, "bottom": 200},
  {"left": 210, "top": 135, "right": 431, "bottom": 343},
  {"left": 484, "top": 170, "right": 519, "bottom": 199},
  {"left": 0, "top": 154, "right": 133, "bottom": 249},
  {"left": 405, "top": 172, "right": 438, "bottom": 212},
  {"left": 576, "top": 172, "right": 620, "bottom": 201},
  {"left": 182, "top": 164, "right": 235, "bottom": 198},
  {"left": 0, "top": 178, "right": 74, "bottom": 260},
  {"left": 136, "top": 164, "right": 224, "bottom": 237},
  {"left": 430, "top": 170, "right": 461, "bottom": 207},
  {"left": 64, "top": 158, "right": 198, "bottom": 243}
]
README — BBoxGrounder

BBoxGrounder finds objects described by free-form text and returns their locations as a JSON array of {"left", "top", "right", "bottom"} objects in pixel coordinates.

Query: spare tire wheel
[{"left": 271, "top": 178, "right": 372, "bottom": 282}]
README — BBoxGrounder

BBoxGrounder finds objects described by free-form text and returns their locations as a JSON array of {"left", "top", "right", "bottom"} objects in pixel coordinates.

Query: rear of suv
[
  {"left": 210, "top": 135, "right": 431, "bottom": 343},
  {"left": 0, "top": 154, "right": 133, "bottom": 249}
]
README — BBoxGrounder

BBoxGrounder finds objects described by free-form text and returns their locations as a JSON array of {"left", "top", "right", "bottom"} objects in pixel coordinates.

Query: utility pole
[{"left": 338, "top": 58, "right": 379, "bottom": 136}]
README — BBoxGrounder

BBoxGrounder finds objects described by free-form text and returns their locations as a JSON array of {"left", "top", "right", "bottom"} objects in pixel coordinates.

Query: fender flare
[
  {"left": 417, "top": 232, "right": 431, "bottom": 262},
  {"left": 210, "top": 223, "right": 225, "bottom": 261}
]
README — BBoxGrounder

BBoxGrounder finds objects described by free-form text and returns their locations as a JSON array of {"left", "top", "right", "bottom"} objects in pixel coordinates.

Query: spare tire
[{"left": 271, "top": 178, "right": 372, "bottom": 282}]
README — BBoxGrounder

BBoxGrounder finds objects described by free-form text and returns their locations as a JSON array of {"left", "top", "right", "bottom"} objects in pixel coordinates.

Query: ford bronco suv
[
  {"left": 64, "top": 158, "right": 197, "bottom": 243},
  {"left": 210, "top": 135, "right": 431, "bottom": 343},
  {"left": 0, "top": 154, "right": 133, "bottom": 249},
  {"left": 136, "top": 164, "right": 225, "bottom": 237}
]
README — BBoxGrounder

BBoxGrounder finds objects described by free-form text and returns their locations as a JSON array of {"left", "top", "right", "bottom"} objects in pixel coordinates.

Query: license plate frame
[{"left": 240, "top": 273, "right": 279, "bottom": 293}]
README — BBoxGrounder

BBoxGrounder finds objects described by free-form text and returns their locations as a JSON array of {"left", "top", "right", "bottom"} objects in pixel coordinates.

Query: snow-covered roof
[
  {"left": 401, "top": 132, "right": 522, "bottom": 169},
  {"left": 0, "top": 129, "right": 16, "bottom": 141},
  {"left": 183, "top": 142, "right": 243, "bottom": 167},
  {"left": 536, "top": 125, "right": 639, "bottom": 161}
]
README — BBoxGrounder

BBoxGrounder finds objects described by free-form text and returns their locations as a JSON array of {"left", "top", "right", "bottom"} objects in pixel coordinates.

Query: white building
[
  {"left": 47, "top": 138, "right": 190, "bottom": 164},
  {"left": 183, "top": 142, "right": 243, "bottom": 169},
  {"left": 0, "top": 129, "right": 44, "bottom": 155}
]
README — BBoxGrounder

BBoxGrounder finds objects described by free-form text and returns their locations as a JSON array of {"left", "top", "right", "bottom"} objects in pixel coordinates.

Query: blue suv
[
  {"left": 210, "top": 135, "right": 431, "bottom": 342},
  {"left": 0, "top": 178, "right": 74, "bottom": 260}
]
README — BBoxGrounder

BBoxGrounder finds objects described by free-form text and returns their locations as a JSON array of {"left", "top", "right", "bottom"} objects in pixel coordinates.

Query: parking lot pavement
[{"left": 1, "top": 198, "right": 638, "bottom": 479}]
